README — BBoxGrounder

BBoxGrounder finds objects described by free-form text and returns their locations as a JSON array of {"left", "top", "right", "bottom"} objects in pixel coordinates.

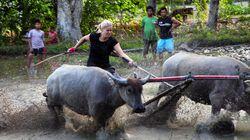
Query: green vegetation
[
  {"left": 175, "top": 21, "right": 250, "bottom": 47},
  {"left": 0, "top": 37, "right": 143, "bottom": 56},
  {"left": 0, "top": 52, "right": 161, "bottom": 79},
  {"left": 220, "top": 0, "right": 250, "bottom": 19},
  {"left": 0, "top": 0, "right": 56, "bottom": 44},
  {"left": 1, "top": 19, "right": 250, "bottom": 55},
  {"left": 81, "top": 0, "right": 146, "bottom": 34},
  {"left": 193, "top": 0, "right": 208, "bottom": 21}
]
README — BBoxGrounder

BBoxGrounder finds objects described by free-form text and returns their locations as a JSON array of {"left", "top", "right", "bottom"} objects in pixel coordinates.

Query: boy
[
  {"left": 156, "top": 7, "right": 181, "bottom": 62},
  {"left": 142, "top": 6, "right": 158, "bottom": 60},
  {"left": 47, "top": 26, "right": 59, "bottom": 45},
  {"left": 28, "top": 19, "right": 46, "bottom": 68}
]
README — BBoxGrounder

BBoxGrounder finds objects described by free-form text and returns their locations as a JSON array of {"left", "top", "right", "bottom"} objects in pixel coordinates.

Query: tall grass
[{"left": 174, "top": 21, "right": 250, "bottom": 47}]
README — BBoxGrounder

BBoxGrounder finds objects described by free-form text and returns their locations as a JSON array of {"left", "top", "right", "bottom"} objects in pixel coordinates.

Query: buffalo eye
[{"left": 127, "top": 88, "right": 133, "bottom": 93}]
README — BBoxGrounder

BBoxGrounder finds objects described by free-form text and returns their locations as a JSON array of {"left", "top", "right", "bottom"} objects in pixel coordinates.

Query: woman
[{"left": 68, "top": 20, "right": 134, "bottom": 74}]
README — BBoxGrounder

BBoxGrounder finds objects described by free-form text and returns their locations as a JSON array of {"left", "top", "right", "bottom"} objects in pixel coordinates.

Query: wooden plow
[{"left": 142, "top": 72, "right": 250, "bottom": 114}]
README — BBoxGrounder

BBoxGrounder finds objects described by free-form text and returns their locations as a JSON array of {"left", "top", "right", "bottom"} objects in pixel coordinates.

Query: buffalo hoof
[
  {"left": 0, "top": 121, "right": 7, "bottom": 130},
  {"left": 196, "top": 119, "right": 235, "bottom": 135},
  {"left": 196, "top": 122, "right": 209, "bottom": 134},
  {"left": 132, "top": 108, "right": 146, "bottom": 113},
  {"left": 209, "top": 120, "right": 235, "bottom": 135}
]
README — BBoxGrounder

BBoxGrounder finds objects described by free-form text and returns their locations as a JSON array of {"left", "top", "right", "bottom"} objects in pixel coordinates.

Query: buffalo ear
[{"left": 133, "top": 72, "right": 138, "bottom": 78}]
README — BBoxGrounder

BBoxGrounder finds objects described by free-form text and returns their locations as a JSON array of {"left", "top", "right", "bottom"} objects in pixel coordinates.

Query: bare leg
[
  {"left": 152, "top": 41, "right": 157, "bottom": 64},
  {"left": 28, "top": 53, "right": 34, "bottom": 68},
  {"left": 159, "top": 53, "right": 164, "bottom": 65},
  {"left": 38, "top": 54, "right": 43, "bottom": 63},
  {"left": 143, "top": 40, "right": 149, "bottom": 60},
  {"left": 43, "top": 48, "right": 47, "bottom": 60}
]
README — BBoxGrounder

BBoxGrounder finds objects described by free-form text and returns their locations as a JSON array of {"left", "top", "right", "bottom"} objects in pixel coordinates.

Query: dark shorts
[
  {"left": 31, "top": 48, "right": 44, "bottom": 56},
  {"left": 104, "top": 67, "right": 116, "bottom": 75},
  {"left": 143, "top": 40, "right": 157, "bottom": 55}
]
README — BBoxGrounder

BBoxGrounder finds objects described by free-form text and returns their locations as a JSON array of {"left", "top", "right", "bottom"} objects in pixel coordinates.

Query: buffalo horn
[
  {"left": 140, "top": 75, "right": 151, "bottom": 85},
  {"left": 107, "top": 73, "right": 128, "bottom": 85}
]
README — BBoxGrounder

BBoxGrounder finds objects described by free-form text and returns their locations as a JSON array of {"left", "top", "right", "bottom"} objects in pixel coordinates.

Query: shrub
[
  {"left": 220, "top": 0, "right": 250, "bottom": 19},
  {"left": 175, "top": 21, "right": 250, "bottom": 47}
]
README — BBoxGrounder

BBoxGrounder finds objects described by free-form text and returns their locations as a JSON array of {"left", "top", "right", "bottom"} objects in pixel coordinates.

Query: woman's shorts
[{"left": 157, "top": 38, "right": 174, "bottom": 54}]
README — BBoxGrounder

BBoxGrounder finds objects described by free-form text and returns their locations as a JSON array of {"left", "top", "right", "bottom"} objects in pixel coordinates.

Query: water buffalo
[
  {"left": 160, "top": 52, "right": 250, "bottom": 116},
  {"left": 44, "top": 65, "right": 150, "bottom": 127}
]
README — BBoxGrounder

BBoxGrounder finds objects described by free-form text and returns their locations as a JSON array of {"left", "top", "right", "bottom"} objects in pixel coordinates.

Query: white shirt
[{"left": 28, "top": 29, "right": 45, "bottom": 49}]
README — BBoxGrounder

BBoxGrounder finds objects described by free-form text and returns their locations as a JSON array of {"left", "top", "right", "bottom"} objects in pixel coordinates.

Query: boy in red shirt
[{"left": 47, "top": 27, "right": 59, "bottom": 45}]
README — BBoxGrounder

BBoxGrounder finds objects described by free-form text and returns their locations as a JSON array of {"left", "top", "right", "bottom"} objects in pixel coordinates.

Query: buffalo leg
[
  {"left": 47, "top": 105, "right": 60, "bottom": 127},
  {"left": 209, "top": 92, "right": 223, "bottom": 116},
  {"left": 211, "top": 105, "right": 221, "bottom": 116},
  {"left": 48, "top": 105, "right": 64, "bottom": 128}
]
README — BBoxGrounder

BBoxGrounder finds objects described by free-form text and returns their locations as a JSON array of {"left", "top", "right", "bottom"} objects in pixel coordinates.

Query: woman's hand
[
  {"left": 128, "top": 61, "right": 136, "bottom": 67},
  {"left": 67, "top": 47, "right": 76, "bottom": 53},
  {"left": 29, "top": 48, "right": 33, "bottom": 53}
]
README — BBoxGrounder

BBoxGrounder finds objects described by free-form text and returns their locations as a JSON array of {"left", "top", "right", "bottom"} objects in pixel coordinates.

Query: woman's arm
[
  {"left": 114, "top": 43, "right": 134, "bottom": 63},
  {"left": 73, "top": 34, "right": 90, "bottom": 49}
]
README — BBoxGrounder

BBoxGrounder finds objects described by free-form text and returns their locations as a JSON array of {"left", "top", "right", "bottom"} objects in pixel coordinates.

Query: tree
[
  {"left": 0, "top": 0, "right": 55, "bottom": 44},
  {"left": 57, "top": 0, "right": 82, "bottom": 43},
  {"left": 80, "top": 0, "right": 146, "bottom": 34},
  {"left": 149, "top": 0, "right": 157, "bottom": 13},
  {"left": 193, "top": 0, "right": 208, "bottom": 22},
  {"left": 207, "top": 0, "right": 220, "bottom": 29}
]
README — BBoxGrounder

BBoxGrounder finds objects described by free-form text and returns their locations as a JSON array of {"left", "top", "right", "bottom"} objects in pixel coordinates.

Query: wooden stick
[
  {"left": 143, "top": 79, "right": 193, "bottom": 106},
  {"left": 34, "top": 52, "right": 67, "bottom": 67},
  {"left": 136, "top": 65, "right": 174, "bottom": 88},
  {"left": 120, "top": 56, "right": 174, "bottom": 88}
]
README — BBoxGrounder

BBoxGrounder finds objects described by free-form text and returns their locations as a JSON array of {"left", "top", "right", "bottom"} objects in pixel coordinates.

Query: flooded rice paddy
[{"left": 0, "top": 46, "right": 250, "bottom": 140}]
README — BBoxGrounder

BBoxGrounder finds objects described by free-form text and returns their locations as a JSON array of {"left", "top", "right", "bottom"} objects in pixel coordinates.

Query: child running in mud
[
  {"left": 28, "top": 19, "right": 46, "bottom": 68},
  {"left": 142, "top": 6, "right": 158, "bottom": 61},
  {"left": 156, "top": 7, "right": 181, "bottom": 63}
]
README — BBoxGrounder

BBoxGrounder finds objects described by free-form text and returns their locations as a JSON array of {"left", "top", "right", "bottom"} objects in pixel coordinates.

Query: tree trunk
[
  {"left": 57, "top": 0, "right": 82, "bottom": 43},
  {"left": 207, "top": 0, "right": 219, "bottom": 29},
  {"left": 149, "top": 0, "right": 157, "bottom": 13}
]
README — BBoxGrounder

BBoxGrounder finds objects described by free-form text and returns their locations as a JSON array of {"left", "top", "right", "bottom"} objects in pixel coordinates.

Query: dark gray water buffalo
[
  {"left": 161, "top": 52, "right": 250, "bottom": 116},
  {"left": 44, "top": 65, "right": 150, "bottom": 126}
]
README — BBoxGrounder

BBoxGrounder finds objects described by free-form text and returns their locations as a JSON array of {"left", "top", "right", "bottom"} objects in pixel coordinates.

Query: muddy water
[{"left": 0, "top": 49, "right": 250, "bottom": 140}]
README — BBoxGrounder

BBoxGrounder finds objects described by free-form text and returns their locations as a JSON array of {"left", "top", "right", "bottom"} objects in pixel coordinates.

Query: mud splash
[
  {"left": 1, "top": 77, "right": 250, "bottom": 139},
  {"left": 0, "top": 44, "right": 250, "bottom": 139}
]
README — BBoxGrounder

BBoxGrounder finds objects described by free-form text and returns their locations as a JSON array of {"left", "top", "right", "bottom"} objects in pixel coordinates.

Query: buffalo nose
[{"left": 133, "top": 105, "right": 146, "bottom": 113}]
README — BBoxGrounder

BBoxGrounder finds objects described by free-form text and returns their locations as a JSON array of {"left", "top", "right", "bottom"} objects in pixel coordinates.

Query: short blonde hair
[{"left": 97, "top": 20, "right": 113, "bottom": 33}]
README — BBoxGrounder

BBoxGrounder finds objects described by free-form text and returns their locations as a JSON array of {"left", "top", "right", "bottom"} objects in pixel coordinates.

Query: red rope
[{"left": 148, "top": 75, "right": 240, "bottom": 82}]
